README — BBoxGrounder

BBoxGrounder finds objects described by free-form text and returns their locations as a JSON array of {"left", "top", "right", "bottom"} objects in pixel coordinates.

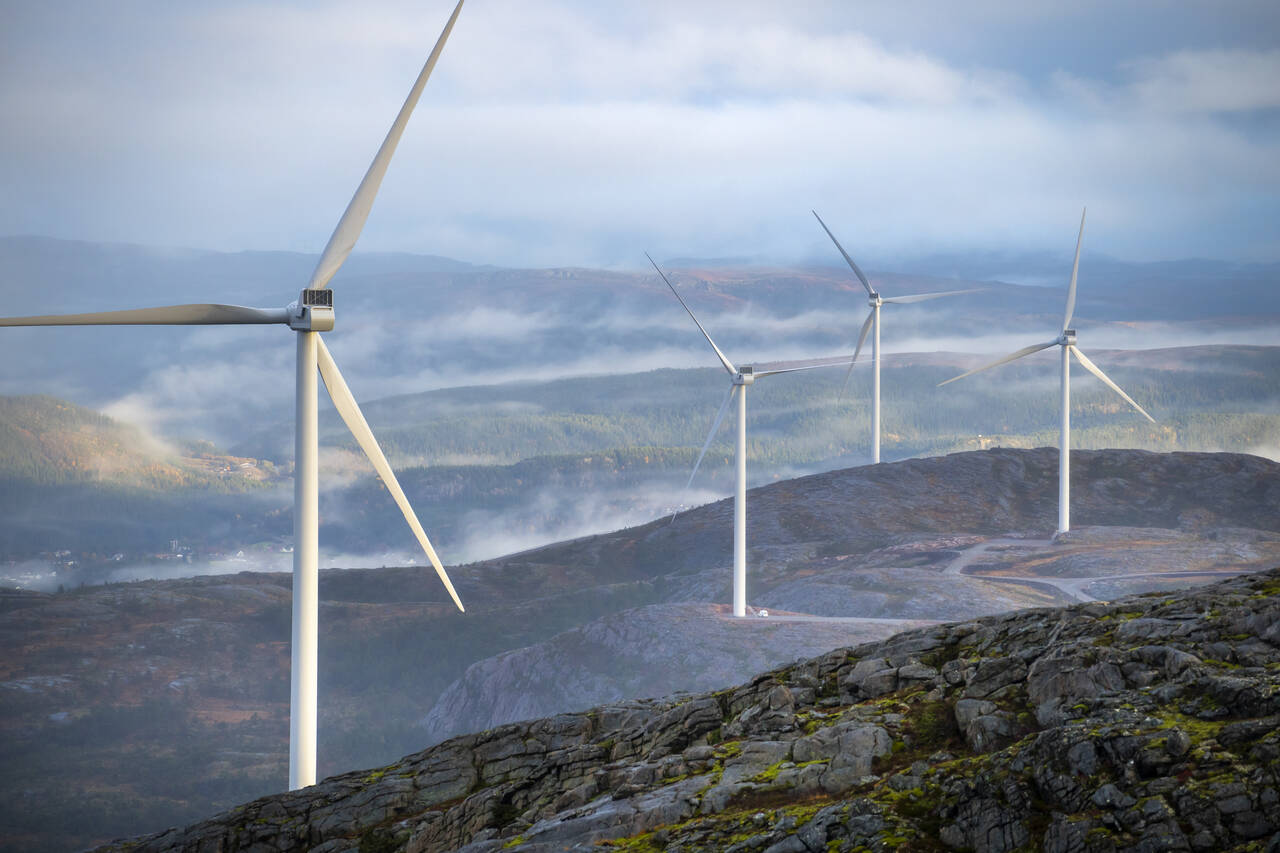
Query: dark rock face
[{"left": 96, "top": 569, "right": 1280, "bottom": 853}]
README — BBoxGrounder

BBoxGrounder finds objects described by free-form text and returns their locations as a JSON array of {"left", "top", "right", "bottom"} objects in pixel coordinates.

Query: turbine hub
[
  {"left": 734, "top": 366, "right": 755, "bottom": 386},
  {"left": 1060, "top": 329, "right": 1077, "bottom": 346},
  {"left": 289, "top": 289, "right": 335, "bottom": 332},
  {"left": 869, "top": 293, "right": 882, "bottom": 306}
]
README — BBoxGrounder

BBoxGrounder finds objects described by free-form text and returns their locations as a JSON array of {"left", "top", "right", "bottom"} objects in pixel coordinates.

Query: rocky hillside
[
  {"left": 98, "top": 568, "right": 1280, "bottom": 853},
  {"left": 4, "top": 448, "right": 1279, "bottom": 852}
]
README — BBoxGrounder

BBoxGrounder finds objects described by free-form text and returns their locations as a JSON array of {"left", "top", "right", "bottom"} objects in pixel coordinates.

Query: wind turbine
[
  {"left": 812, "top": 210, "right": 981, "bottom": 464},
  {"left": 937, "top": 208, "right": 1155, "bottom": 534},
  {"left": 0, "top": 0, "right": 469, "bottom": 790},
  {"left": 648, "top": 254, "right": 852, "bottom": 617}
]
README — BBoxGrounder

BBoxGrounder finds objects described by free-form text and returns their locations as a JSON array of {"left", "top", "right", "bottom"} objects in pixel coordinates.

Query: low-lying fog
[{"left": 2, "top": 241, "right": 1277, "bottom": 589}]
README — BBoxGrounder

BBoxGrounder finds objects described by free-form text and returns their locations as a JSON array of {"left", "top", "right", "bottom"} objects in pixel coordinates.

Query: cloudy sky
[{"left": 3, "top": 0, "right": 1278, "bottom": 268}]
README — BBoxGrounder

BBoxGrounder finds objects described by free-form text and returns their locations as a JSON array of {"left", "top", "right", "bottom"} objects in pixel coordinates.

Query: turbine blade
[
  {"left": 838, "top": 310, "right": 874, "bottom": 400},
  {"left": 0, "top": 304, "right": 289, "bottom": 327},
  {"left": 812, "top": 210, "right": 874, "bottom": 296},
  {"left": 686, "top": 379, "right": 737, "bottom": 481},
  {"left": 851, "top": 309, "right": 875, "bottom": 365},
  {"left": 647, "top": 252, "right": 736, "bottom": 375},
  {"left": 881, "top": 288, "right": 985, "bottom": 305},
  {"left": 316, "top": 338, "right": 465, "bottom": 612},
  {"left": 938, "top": 340, "right": 1058, "bottom": 386},
  {"left": 1069, "top": 346, "right": 1155, "bottom": 423},
  {"left": 307, "top": 0, "right": 466, "bottom": 291},
  {"left": 1063, "top": 207, "right": 1086, "bottom": 331},
  {"left": 671, "top": 384, "right": 736, "bottom": 523},
  {"left": 755, "top": 354, "right": 855, "bottom": 377}
]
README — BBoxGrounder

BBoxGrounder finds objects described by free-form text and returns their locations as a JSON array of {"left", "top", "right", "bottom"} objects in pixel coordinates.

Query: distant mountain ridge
[
  {"left": 3, "top": 234, "right": 1276, "bottom": 449},
  {"left": 6, "top": 234, "right": 1274, "bottom": 318}
]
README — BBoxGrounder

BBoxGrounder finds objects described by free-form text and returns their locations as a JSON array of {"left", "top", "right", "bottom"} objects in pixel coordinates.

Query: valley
[{"left": 2, "top": 342, "right": 1277, "bottom": 590}]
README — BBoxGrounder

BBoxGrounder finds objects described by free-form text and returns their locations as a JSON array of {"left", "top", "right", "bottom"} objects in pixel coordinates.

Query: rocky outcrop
[{"left": 98, "top": 568, "right": 1280, "bottom": 853}]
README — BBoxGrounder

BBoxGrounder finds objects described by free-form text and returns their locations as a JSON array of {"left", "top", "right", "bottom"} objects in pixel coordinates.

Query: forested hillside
[
  {"left": 343, "top": 344, "right": 1280, "bottom": 469},
  {"left": 1, "top": 345, "right": 1277, "bottom": 575},
  {"left": 0, "top": 396, "right": 281, "bottom": 560}
]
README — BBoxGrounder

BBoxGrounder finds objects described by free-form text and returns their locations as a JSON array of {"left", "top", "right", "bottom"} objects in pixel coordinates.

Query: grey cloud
[
  {"left": 1124, "top": 48, "right": 1280, "bottom": 114},
  {"left": 1, "top": 1, "right": 1277, "bottom": 268}
]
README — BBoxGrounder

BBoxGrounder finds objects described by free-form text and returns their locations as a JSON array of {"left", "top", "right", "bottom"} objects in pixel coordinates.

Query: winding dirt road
[{"left": 942, "top": 537, "right": 1252, "bottom": 603}]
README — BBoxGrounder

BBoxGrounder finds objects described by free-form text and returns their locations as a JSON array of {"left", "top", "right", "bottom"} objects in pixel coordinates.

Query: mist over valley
[{"left": 1, "top": 238, "right": 1277, "bottom": 590}]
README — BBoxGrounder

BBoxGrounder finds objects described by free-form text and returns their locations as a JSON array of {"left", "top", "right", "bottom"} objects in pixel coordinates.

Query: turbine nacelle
[
  {"left": 734, "top": 367, "right": 755, "bottom": 386},
  {"left": 1058, "top": 329, "right": 1077, "bottom": 347},
  {"left": 288, "top": 289, "right": 335, "bottom": 332},
  {"left": 868, "top": 293, "right": 882, "bottom": 306}
]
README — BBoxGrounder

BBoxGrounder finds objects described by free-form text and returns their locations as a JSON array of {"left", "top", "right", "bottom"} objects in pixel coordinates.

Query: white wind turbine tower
[
  {"left": 649, "top": 254, "right": 852, "bottom": 617},
  {"left": 938, "top": 208, "right": 1155, "bottom": 534},
  {"left": 812, "top": 210, "right": 981, "bottom": 464},
  {"left": 0, "top": 0, "right": 469, "bottom": 790}
]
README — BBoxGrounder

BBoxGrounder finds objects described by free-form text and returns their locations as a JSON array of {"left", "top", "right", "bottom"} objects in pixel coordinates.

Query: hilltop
[
  {"left": 97, "top": 568, "right": 1280, "bottom": 852},
  {"left": 0, "top": 395, "right": 282, "bottom": 562},
  {"left": 0, "top": 395, "right": 274, "bottom": 489},
  {"left": 416, "top": 447, "right": 1280, "bottom": 742},
  {"left": 2, "top": 447, "right": 1277, "bottom": 851}
]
